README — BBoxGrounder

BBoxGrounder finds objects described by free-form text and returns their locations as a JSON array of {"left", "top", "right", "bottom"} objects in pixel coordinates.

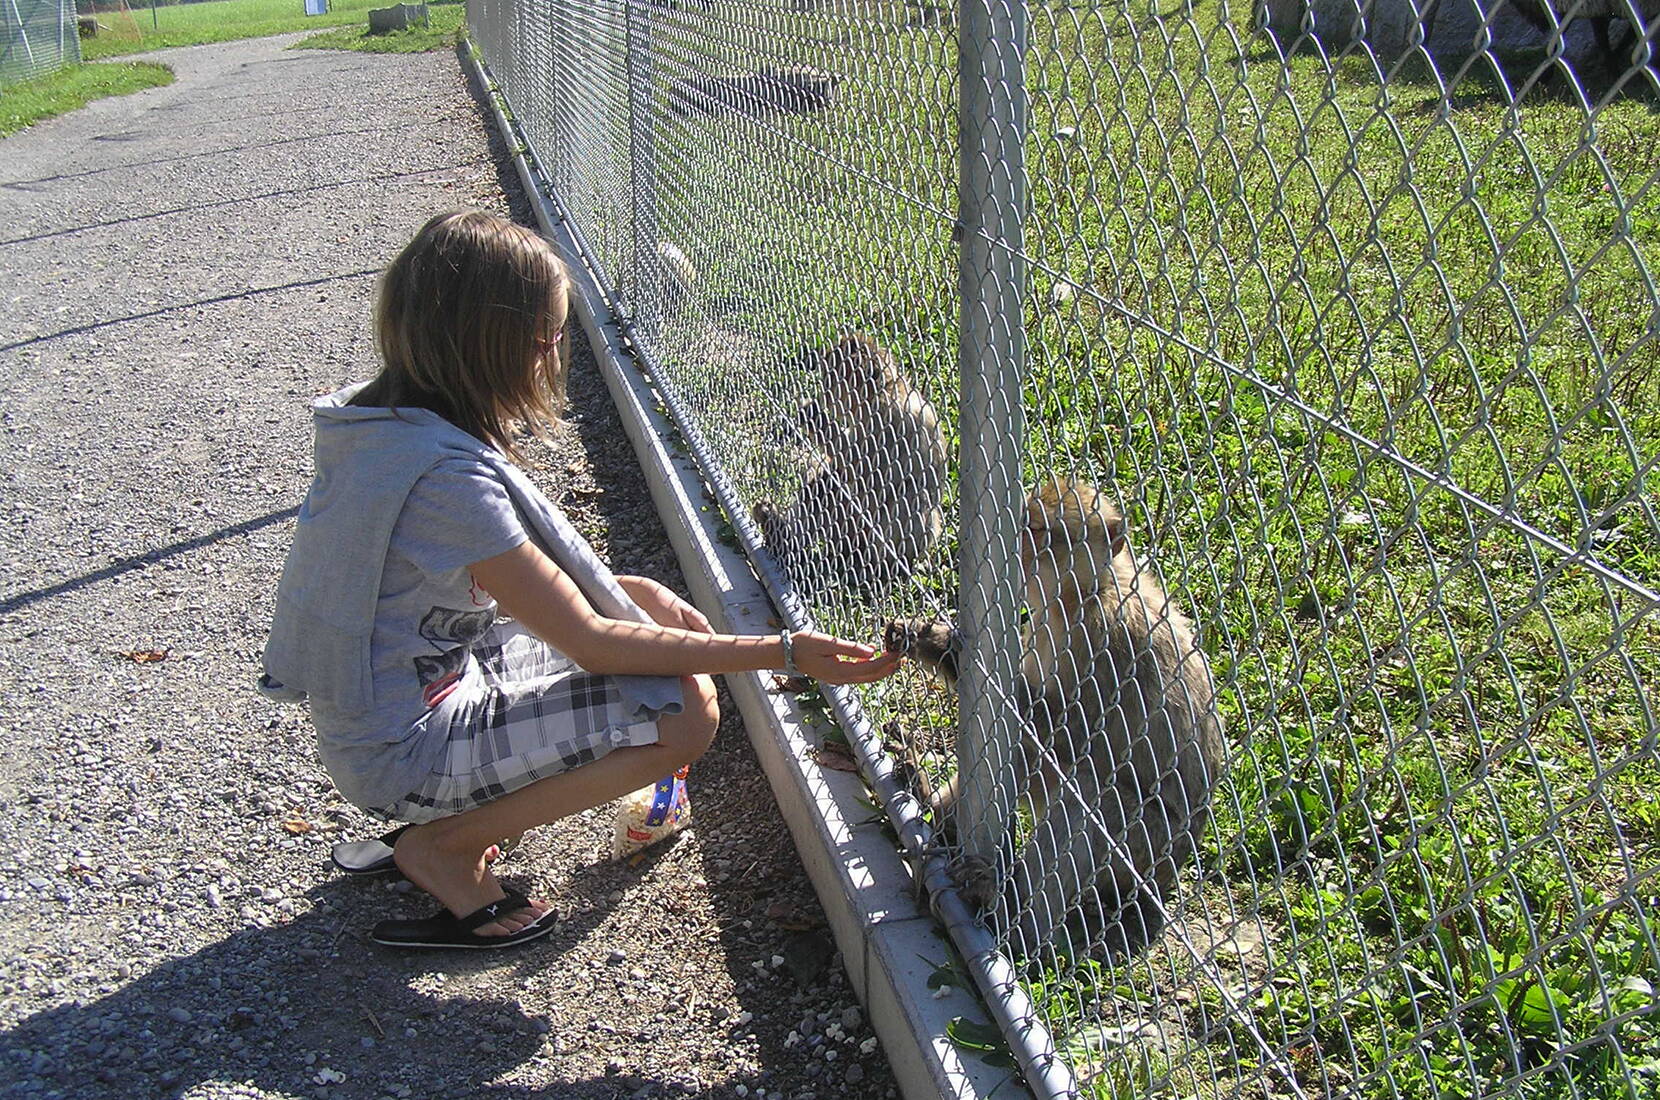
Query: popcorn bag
[{"left": 612, "top": 765, "right": 692, "bottom": 859}]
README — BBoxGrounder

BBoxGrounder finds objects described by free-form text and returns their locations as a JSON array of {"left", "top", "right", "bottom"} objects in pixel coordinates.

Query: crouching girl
[{"left": 261, "top": 210, "right": 897, "bottom": 949}]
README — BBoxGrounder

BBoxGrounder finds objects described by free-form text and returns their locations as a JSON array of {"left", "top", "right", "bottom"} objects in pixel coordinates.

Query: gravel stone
[{"left": 0, "top": 31, "right": 897, "bottom": 1100}]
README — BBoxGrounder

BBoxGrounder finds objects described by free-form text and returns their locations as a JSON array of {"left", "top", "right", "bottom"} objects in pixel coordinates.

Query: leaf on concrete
[{"left": 813, "top": 745, "right": 860, "bottom": 773}]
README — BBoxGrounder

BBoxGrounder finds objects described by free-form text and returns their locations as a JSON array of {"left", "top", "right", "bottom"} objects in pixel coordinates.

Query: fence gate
[{"left": 467, "top": 0, "right": 1659, "bottom": 1096}]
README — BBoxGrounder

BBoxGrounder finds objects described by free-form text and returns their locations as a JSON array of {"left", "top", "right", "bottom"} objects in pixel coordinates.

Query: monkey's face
[
  {"left": 1022, "top": 480, "right": 1129, "bottom": 602},
  {"left": 1021, "top": 506, "right": 1089, "bottom": 606},
  {"left": 815, "top": 333, "right": 901, "bottom": 414}
]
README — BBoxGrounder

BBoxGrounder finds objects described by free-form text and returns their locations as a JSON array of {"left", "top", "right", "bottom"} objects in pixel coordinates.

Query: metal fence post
[{"left": 954, "top": 0, "right": 1029, "bottom": 883}]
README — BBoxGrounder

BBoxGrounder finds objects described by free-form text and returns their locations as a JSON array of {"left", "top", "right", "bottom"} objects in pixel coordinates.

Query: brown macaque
[
  {"left": 756, "top": 333, "right": 947, "bottom": 600},
  {"left": 887, "top": 478, "right": 1224, "bottom": 955}
]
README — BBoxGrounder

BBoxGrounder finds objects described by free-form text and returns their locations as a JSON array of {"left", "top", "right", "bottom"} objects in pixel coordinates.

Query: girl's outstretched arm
[{"left": 471, "top": 542, "right": 899, "bottom": 684}]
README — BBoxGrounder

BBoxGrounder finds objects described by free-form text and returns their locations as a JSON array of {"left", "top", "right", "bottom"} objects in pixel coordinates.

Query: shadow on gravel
[
  {"left": 0, "top": 879, "right": 702, "bottom": 1099},
  {"left": 0, "top": 271, "right": 379, "bottom": 354},
  {"left": 0, "top": 165, "right": 472, "bottom": 250},
  {"left": 456, "top": 40, "right": 538, "bottom": 235},
  {"left": 1, "top": 124, "right": 415, "bottom": 191},
  {"left": 554, "top": 314, "right": 862, "bottom": 1087},
  {"left": 0, "top": 506, "right": 301, "bottom": 616}
]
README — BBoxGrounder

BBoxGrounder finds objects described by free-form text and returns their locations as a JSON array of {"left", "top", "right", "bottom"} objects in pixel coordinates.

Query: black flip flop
[
  {"left": 369, "top": 891, "right": 557, "bottom": 950},
  {"left": 330, "top": 825, "right": 409, "bottom": 876}
]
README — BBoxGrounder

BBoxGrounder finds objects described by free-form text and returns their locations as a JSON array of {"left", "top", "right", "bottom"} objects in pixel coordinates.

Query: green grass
[
  {"left": 510, "top": 3, "right": 1659, "bottom": 1098},
  {"left": 79, "top": 0, "right": 464, "bottom": 60},
  {"left": 1019, "top": 11, "right": 1660, "bottom": 1086},
  {"left": 1000, "top": 20, "right": 1659, "bottom": 1096},
  {"left": 0, "top": 60, "right": 173, "bottom": 137}
]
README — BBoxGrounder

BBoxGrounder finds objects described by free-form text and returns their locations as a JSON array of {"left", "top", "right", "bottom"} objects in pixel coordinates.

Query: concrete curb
[{"left": 461, "top": 47, "right": 1017, "bottom": 1100}]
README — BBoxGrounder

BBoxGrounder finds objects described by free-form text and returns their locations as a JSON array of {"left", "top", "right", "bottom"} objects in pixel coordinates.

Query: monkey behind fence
[
  {"left": 755, "top": 333, "right": 948, "bottom": 601},
  {"left": 887, "top": 477, "right": 1225, "bottom": 957}
]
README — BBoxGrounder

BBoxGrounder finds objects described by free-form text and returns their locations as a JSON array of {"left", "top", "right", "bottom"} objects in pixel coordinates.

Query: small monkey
[
  {"left": 756, "top": 333, "right": 948, "bottom": 599},
  {"left": 887, "top": 478, "right": 1224, "bottom": 955}
]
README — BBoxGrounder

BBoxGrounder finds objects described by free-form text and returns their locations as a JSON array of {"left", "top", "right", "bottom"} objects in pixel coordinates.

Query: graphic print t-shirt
[{"left": 311, "top": 456, "right": 529, "bottom": 808}]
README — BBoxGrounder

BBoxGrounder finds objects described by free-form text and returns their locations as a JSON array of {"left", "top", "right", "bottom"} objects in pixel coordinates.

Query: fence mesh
[
  {"left": 467, "top": 1, "right": 1659, "bottom": 1096},
  {"left": 1, "top": 0, "right": 81, "bottom": 87}
]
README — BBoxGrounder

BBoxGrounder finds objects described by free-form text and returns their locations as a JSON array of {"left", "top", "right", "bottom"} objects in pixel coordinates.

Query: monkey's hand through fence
[{"left": 884, "top": 616, "right": 961, "bottom": 687}]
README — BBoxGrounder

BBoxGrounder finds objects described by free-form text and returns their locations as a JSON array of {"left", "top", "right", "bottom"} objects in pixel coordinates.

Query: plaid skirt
[{"left": 371, "top": 621, "right": 662, "bottom": 823}]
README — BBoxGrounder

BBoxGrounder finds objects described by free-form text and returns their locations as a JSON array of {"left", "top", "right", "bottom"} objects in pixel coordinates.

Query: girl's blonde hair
[{"left": 370, "top": 209, "right": 570, "bottom": 457}]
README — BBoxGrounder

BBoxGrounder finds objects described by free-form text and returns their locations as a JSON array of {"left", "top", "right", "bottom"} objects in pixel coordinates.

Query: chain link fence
[
  {"left": 2, "top": 0, "right": 81, "bottom": 87},
  {"left": 467, "top": 1, "right": 1659, "bottom": 1096}
]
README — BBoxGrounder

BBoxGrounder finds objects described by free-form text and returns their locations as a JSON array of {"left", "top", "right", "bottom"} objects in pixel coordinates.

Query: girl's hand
[{"left": 792, "top": 631, "right": 903, "bottom": 685}]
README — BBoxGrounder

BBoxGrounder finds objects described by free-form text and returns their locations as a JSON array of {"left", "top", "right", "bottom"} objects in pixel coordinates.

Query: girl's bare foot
[{"left": 393, "top": 821, "right": 549, "bottom": 936}]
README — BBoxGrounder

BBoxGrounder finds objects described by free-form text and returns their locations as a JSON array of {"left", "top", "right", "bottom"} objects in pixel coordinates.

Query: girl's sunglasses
[{"left": 535, "top": 327, "right": 565, "bottom": 357}]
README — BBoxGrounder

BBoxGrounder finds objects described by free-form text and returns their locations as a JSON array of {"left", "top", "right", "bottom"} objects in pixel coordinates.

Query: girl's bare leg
[{"left": 392, "top": 673, "right": 720, "bottom": 935}]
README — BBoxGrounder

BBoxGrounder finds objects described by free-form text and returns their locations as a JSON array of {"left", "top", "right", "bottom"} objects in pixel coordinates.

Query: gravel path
[{"left": 0, "top": 35, "right": 899, "bottom": 1100}]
